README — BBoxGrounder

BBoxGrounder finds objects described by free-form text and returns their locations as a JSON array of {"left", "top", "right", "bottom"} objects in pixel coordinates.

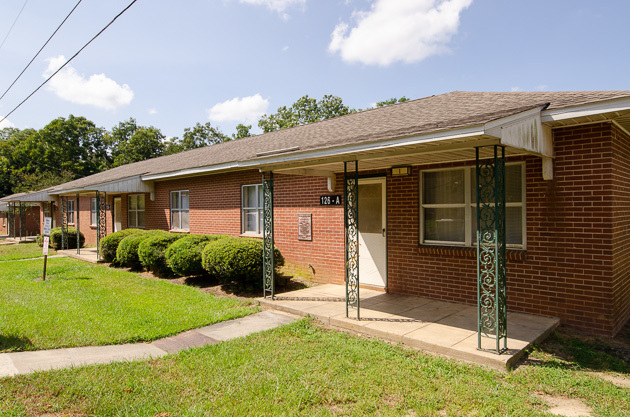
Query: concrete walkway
[
  {"left": 57, "top": 247, "right": 100, "bottom": 263},
  {"left": 0, "top": 310, "right": 298, "bottom": 378}
]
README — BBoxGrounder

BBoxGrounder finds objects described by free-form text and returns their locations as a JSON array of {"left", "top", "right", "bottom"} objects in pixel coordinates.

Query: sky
[{"left": 0, "top": 0, "right": 628, "bottom": 139}]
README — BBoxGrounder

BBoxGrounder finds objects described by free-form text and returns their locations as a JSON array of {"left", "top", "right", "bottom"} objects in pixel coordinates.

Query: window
[
  {"left": 128, "top": 194, "right": 146, "bottom": 229},
  {"left": 90, "top": 198, "right": 98, "bottom": 225},
  {"left": 67, "top": 200, "right": 75, "bottom": 224},
  {"left": 420, "top": 163, "right": 525, "bottom": 248},
  {"left": 2, "top": 213, "right": 5, "bottom": 227},
  {"left": 170, "top": 191, "right": 189, "bottom": 231},
  {"left": 242, "top": 184, "right": 263, "bottom": 234}
]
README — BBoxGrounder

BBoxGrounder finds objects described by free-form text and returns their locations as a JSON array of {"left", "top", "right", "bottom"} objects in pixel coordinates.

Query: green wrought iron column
[
  {"left": 96, "top": 192, "right": 107, "bottom": 260},
  {"left": 476, "top": 145, "right": 507, "bottom": 354},
  {"left": 19, "top": 202, "right": 24, "bottom": 240},
  {"left": 8, "top": 202, "right": 14, "bottom": 238},
  {"left": 76, "top": 194, "right": 81, "bottom": 254},
  {"left": 344, "top": 160, "right": 359, "bottom": 319},
  {"left": 60, "top": 197, "right": 68, "bottom": 250},
  {"left": 262, "top": 172, "right": 275, "bottom": 299}
]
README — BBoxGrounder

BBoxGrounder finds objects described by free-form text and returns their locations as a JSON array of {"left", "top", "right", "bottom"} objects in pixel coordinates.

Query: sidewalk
[{"left": 0, "top": 310, "right": 298, "bottom": 378}]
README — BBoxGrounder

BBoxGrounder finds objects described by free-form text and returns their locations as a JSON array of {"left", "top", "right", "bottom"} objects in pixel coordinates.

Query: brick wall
[
  {"left": 611, "top": 124, "right": 630, "bottom": 335},
  {"left": 0, "top": 205, "right": 40, "bottom": 236},
  {"left": 388, "top": 122, "right": 623, "bottom": 336}
]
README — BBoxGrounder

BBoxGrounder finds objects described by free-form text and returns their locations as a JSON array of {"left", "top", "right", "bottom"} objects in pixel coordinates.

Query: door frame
[
  {"left": 358, "top": 176, "right": 388, "bottom": 289},
  {"left": 113, "top": 197, "right": 122, "bottom": 233}
]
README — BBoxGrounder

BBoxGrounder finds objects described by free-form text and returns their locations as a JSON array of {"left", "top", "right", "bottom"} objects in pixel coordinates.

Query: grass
[
  {"left": 0, "top": 243, "right": 55, "bottom": 261},
  {"left": 0, "top": 257, "right": 257, "bottom": 352},
  {"left": 0, "top": 319, "right": 628, "bottom": 416}
]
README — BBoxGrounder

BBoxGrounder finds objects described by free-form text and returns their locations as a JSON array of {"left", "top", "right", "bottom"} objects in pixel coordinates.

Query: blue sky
[{"left": 0, "top": 0, "right": 628, "bottom": 138}]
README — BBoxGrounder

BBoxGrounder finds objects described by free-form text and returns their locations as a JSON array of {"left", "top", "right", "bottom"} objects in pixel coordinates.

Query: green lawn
[
  {"left": 0, "top": 242, "right": 55, "bottom": 261},
  {"left": 0, "top": 257, "right": 257, "bottom": 352},
  {"left": 0, "top": 319, "right": 628, "bottom": 416}
]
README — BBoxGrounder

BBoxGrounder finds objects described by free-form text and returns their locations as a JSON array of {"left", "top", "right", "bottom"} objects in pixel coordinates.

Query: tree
[
  {"left": 107, "top": 118, "right": 166, "bottom": 167},
  {"left": 376, "top": 96, "right": 410, "bottom": 107},
  {"left": 164, "top": 122, "right": 232, "bottom": 155},
  {"left": 258, "top": 94, "right": 356, "bottom": 133},
  {"left": 232, "top": 123, "right": 252, "bottom": 139}
]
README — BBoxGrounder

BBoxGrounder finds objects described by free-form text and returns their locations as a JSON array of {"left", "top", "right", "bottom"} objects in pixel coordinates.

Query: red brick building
[{"left": 6, "top": 91, "right": 630, "bottom": 337}]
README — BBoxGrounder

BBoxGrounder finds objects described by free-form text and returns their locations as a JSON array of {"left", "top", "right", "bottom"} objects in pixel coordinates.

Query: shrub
[
  {"left": 166, "top": 234, "right": 227, "bottom": 277},
  {"left": 201, "top": 237, "right": 284, "bottom": 289},
  {"left": 138, "top": 233, "right": 187, "bottom": 275},
  {"left": 36, "top": 227, "right": 84, "bottom": 250},
  {"left": 99, "top": 229, "right": 145, "bottom": 264},
  {"left": 116, "top": 230, "right": 168, "bottom": 269}
]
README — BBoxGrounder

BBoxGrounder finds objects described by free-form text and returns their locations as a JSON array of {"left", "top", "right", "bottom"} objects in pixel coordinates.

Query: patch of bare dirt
[
  {"left": 590, "top": 372, "right": 630, "bottom": 388},
  {"left": 532, "top": 393, "right": 593, "bottom": 417}
]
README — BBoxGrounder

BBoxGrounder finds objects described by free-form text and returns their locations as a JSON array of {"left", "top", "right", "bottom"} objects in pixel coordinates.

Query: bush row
[
  {"left": 36, "top": 227, "right": 85, "bottom": 250},
  {"left": 99, "top": 229, "right": 284, "bottom": 288}
]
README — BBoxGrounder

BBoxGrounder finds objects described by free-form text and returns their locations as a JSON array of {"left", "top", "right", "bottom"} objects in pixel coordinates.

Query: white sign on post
[
  {"left": 42, "top": 236, "right": 49, "bottom": 256},
  {"left": 43, "top": 217, "right": 52, "bottom": 236}
]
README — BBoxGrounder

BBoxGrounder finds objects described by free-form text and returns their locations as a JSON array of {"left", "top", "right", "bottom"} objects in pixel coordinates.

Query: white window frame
[
  {"left": 241, "top": 184, "right": 263, "bottom": 235},
  {"left": 128, "top": 194, "right": 146, "bottom": 229},
  {"left": 170, "top": 190, "right": 189, "bottom": 231},
  {"left": 2, "top": 213, "right": 5, "bottom": 227},
  {"left": 420, "top": 162, "right": 526, "bottom": 249},
  {"left": 67, "top": 200, "right": 75, "bottom": 225},
  {"left": 90, "top": 198, "right": 97, "bottom": 226}
]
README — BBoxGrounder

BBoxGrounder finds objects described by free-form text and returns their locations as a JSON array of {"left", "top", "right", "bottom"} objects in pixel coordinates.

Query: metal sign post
[{"left": 42, "top": 217, "right": 52, "bottom": 281}]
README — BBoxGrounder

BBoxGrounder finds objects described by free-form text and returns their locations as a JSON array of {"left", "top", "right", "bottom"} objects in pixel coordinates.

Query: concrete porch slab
[
  {"left": 58, "top": 247, "right": 100, "bottom": 263},
  {"left": 259, "top": 284, "right": 560, "bottom": 370}
]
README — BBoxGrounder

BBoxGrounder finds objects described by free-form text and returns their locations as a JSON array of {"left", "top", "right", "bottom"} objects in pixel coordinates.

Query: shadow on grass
[
  {"left": 0, "top": 334, "right": 34, "bottom": 352},
  {"left": 530, "top": 327, "right": 630, "bottom": 374}
]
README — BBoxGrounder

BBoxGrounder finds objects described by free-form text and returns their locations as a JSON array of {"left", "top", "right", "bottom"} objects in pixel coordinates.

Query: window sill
[
  {"left": 170, "top": 229, "right": 189, "bottom": 234},
  {"left": 89, "top": 225, "right": 97, "bottom": 229},
  {"left": 240, "top": 233, "right": 263, "bottom": 239},
  {"left": 418, "top": 244, "right": 526, "bottom": 261}
]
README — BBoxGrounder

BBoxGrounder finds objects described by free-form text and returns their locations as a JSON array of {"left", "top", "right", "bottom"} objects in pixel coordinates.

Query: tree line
[{"left": 0, "top": 95, "right": 409, "bottom": 197}]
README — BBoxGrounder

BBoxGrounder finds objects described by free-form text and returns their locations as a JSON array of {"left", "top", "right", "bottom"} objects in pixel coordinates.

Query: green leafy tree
[
  {"left": 165, "top": 122, "right": 232, "bottom": 155},
  {"left": 258, "top": 94, "right": 356, "bottom": 133},
  {"left": 232, "top": 123, "right": 252, "bottom": 139},
  {"left": 107, "top": 118, "right": 166, "bottom": 167},
  {"left": 376, "top": 96, "right": 410, "bottom": 107}
]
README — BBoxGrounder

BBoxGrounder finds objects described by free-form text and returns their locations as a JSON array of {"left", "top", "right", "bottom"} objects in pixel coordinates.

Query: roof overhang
[{"left": 50, "top": 175, "right": 155, "bottom": 200}]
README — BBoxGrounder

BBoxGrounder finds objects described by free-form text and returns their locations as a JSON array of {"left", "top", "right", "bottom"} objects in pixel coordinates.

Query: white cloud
[
  {"left": 239, "top": 0, "right": 306, "bottom": 19},
  {"left": 535, "top": 84, "right": 548, "bottom": 91},
  {"left": 282, "top": 45, "right": 289, "bottom": 52},
  {"left": 329, "top": 0, "right": 473, "bottom": 66},
  {"left": 43, "top": 55, "right": 134, "bottom": 110},
  {"left": 511, "top": 87, "right": 522, "bottom": 92},
  {"left": 208, "top": 94, "right": 269, "bottom": 124},
  {"left": 148, "top": 108, "right": 158, "bottom": 115},
  {"left": 0, "top": 118, "right": 14, "bottom": 129}
]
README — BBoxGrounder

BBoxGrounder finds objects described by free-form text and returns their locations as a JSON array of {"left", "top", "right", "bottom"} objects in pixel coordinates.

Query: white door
[
  {"left": 114, "top": 198, "right": 122, "bottom": 232},
  {"left": 358, "top": 177, "right": 387, "bottom": 287}
]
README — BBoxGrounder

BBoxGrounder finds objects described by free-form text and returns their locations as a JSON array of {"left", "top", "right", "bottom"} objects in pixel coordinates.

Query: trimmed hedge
[
  {"left": 36, "top": 227, "right": 84, "bottom": 250},
  {"left": 116, "top": 230, "right": 168, "bottom": 269},
  {"left": 165, "top": 234, "right": 227, "bottom": 277},
  {"left": 201, "top": 237, "right": 284, "bottom": 289},
  {"left": 138, "top": 233, "right": 186, "bottom": 275},
  {"left": 99, "top": 229, "right": 145, "bottom": 264}
]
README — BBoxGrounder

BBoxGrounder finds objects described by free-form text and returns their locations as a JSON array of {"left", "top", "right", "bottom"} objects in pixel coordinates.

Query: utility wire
[
  {"left": 0, "top": 0, "right": 30, "bottom": 51},
  {"left": 0, "top": 0, "right": 139, "bottom": 126},
  {"left": 0, "top": 0, "right": 83, "bottom": 103}
]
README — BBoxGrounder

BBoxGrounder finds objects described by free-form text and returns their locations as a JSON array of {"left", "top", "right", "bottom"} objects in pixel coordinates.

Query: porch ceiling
[{"left": 270, "top": 135, "right": 527, "bottom": 174}]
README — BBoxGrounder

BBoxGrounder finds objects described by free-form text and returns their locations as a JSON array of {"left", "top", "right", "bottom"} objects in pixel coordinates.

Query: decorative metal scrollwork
[
  {"left": 476, "top": 146, "right": 507, "bottom": 354},
  {"left": 8, "top": 202, "right": 15, "bottom": 238},
  {"left": 344, "top": 161, "right": 360, "bottom": 319},
  {"left": 60, "top": 197, "right": 68, "bottom": 250},
  {"left": 262, "top": 172, "right": 275, "bottom": 299},
  {"left": 96, "top": 192, "right": 107, "bottom": 259},
  {"left": 19, "top": 202, "right": 25, "bottom": 239}
]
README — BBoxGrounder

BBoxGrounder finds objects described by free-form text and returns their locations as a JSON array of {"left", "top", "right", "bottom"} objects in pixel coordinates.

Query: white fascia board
[
  {"left": 50, "top": 175, "right": 152, "bottom": 195},
  {"left": 541, "top": 97, "right": 630, "bottom": 122},
  {"left": 141, "top": 125, "right": 485, "bottom": 181},
  {"left": 15, "top": 191, "right": 56, "bottom": 202}
]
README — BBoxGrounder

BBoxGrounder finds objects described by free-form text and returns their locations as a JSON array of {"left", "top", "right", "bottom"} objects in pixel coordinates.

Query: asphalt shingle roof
[{"left": 52, "top": 90, "right": 630, "bottom": 191}]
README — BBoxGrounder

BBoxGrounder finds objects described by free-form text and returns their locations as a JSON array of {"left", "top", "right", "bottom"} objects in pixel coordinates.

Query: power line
[
  {"left": 0, "top": 0, "right": 84, "bottom": 103},
  {"left": 0, "top": 0, "right": 139, "bottom": 126},
  {"left": 0, "top": 0, "right": 30, "bottom": 51}
]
